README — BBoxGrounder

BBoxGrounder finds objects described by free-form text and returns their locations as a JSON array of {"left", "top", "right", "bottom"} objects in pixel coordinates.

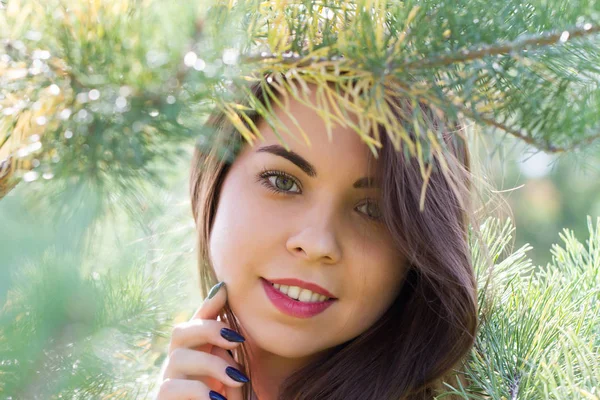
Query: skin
[{"left": 208, "top": 83, "right": 408, "bottom": 400}]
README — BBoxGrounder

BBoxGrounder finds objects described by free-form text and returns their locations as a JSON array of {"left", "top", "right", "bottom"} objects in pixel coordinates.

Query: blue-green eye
[
  {"left": 258, "top": 169, "right": 302, "bottom": 194},
  {"left": 356, "top": 200, "right": 383, "bottom": 221},
  {"left": 256, "top": 168, "right": 383, "bottom": 222}
]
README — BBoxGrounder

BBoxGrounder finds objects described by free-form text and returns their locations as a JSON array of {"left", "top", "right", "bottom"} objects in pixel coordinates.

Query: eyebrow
[{"left": 255, "top": 144, "right": 379, "bottom": 189}]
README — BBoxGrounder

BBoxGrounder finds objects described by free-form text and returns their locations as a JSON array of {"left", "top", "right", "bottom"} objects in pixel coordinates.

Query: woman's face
[{"left": 208, "top": 84, "right": 408, "bottom": 360}]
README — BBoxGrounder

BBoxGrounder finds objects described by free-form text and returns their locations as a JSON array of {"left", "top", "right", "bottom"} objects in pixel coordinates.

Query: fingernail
[
  {"left": 221, "top": 328, "right": 245, "bottom": 343},
  {"left": 209, "top": 391, "right": 227, "bottom": 400},
  {"left": 226, "top": 366, "right": 250, "bottom": 383},
  {"left": 206, "top": 281, "right": 225, "bottom": 300}
]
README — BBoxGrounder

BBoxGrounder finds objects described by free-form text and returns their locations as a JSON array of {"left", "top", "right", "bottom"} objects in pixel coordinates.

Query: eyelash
[{"left": 256, "top": 167, "right": 383, "bottom": 222}]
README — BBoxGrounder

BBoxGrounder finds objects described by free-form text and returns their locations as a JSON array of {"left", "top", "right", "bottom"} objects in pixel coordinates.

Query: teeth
[
  {"left": 287, "top": 285, "right": 300, "bottom": 299},
  {"left": 272, "top": 283, "right": 329, "bottom": 302},
  {"left": 298, "top": 289, "right": 313, "bottom": 302}
]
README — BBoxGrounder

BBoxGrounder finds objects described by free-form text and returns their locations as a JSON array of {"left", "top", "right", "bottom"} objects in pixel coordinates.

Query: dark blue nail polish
[
  {"left": 221, "top": 328, "right": 245, "bottom": 343},
  {"left": 226, "top": 366, "right": 250, "bottom": 383},
  {"left": 209, "top": 390, "right": 227, "bottom": 400}
]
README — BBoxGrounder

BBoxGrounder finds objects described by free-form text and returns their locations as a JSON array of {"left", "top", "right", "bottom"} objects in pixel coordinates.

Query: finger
[
  {"left": 169, "top": 320, "right": 244, "bottom": 355},
  {"left": 156, "top": 378, "right": 209, "bottom": 400},
  {"left": 164, "top": 347, "right": 247, "bottom": 388},
  {"left": 191, "top": 282, "right": 228, "bottom": 321},
  {"left": 225, "top": 376, "right": 245, "bottom": 400},
  {"left": 212, "top": 346, "right": 239, "bottom": 369},
  {"left": 212, "top": 347, "right": 245, "bottom": 400}
]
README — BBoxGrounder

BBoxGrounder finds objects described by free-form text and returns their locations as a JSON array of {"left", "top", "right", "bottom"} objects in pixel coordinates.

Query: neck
[{"left": 234, "top": 324, "right": 338, "bottom": 400}]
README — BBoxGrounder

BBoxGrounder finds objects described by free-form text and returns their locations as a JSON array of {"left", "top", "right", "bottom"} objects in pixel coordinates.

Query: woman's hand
[{"left": 156, "top": 282, "right": 247, "bottom": 400}]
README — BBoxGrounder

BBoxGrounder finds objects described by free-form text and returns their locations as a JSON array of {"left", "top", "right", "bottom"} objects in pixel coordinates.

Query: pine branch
[
  {"left": 440, "top": 216, "right": 600, "bottom": 399},
  {"left": 449, "top": 100, "right": 600, "bottom": 154},
  {"left": 402, "top": 24, "right": 600, "bottom": 70},
  {"left": 2, "top": 0, "right": 600, "bottom": 202},
  {"left": 0, "top": 229, "right": 191, "bottom": 397}
]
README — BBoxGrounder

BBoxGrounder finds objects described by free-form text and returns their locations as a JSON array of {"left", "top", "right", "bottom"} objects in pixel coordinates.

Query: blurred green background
[{"left": 473, "top": 132, "right": 600, "bottom": 266}]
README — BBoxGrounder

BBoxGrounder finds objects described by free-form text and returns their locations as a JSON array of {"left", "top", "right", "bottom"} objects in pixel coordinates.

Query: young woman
[{"left": 156, "top": 75, "right": 478, "bottom": 400}]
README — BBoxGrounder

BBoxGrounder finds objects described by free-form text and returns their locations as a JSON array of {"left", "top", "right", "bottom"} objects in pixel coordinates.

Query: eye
[
  {"left": 257, "top": 169, "right": 302, "bottom": 194},
  {"left": 356, "top": 200, "right": 383, "bottom": 221},
  {"left": 257, "top": 168, "right": 383, "bottom": 222}
]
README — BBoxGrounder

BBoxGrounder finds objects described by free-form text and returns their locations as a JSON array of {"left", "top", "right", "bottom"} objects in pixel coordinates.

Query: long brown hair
[{"left": 190, "top": 74, "right": 479, "bottom": 399}]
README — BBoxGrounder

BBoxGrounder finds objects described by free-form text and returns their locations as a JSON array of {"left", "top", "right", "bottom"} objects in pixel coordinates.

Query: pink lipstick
[{"left": 261, "top": 278, "right": 336, "bottom": 319}]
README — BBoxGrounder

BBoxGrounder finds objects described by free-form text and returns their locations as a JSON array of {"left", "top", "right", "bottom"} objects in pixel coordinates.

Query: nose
[{"left": 285, "top": 202, "right": 343, "bottom": 264}]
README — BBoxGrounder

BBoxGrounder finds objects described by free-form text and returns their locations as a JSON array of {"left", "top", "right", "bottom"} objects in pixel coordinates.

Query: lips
[
  {"left": 261, "top": 278, "right": 336, "bottom": 318},
  {"left": 264, "top": 277, "right": 337, "bottom": 299}
]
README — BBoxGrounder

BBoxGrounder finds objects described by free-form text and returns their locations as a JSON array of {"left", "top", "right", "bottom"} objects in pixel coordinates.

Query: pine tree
[
  {"left": 442, "top": 216, "right": 600, "bottom": 399},
  {"left": 1, "top": 0, "right": 599, "bottom": 398}
]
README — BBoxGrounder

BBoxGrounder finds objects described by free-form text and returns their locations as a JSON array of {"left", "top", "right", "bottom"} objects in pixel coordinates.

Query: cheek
[
  {"left": 345, "top": 246, "right": 407, "bottom": 329},
  {"left": 208, "top": 177, "right": 276, "bottom": 280}
]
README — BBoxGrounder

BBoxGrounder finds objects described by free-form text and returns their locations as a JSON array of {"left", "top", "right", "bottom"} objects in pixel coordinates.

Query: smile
[
  {"left": 271, "top": 282, "right": 331, "bottom": 302},
  {"left": 261, "top": 278, "right": 336, "bottom": 319}
]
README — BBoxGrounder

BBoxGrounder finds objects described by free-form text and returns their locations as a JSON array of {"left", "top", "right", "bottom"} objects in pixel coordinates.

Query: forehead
[{"left": 236, "top": 82, "right": 378, "bottom": 173}]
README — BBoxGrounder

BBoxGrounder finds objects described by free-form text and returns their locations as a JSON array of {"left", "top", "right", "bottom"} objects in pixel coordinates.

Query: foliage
[
  {"left": 1, "top": 0, "right": 600, "bottom": 205},
  {"left": 0, "top": 155, "right": 197, "bottom": 398},
  {"left": 439, "top": 216, "right": 600, "bottom": 400}
]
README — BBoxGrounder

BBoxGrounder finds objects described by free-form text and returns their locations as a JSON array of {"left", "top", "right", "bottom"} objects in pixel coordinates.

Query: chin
[
  {"left": 258, "top": 338, "right": 327, "bottom": 359},
  {"left": 242, "top": 318, "right": 334, "bottom": 359}
]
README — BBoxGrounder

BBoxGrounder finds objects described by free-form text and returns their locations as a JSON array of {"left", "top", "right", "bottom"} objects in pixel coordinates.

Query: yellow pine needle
[
  {"left": 293, "top": 74, "right": 312, "bottom": 97},
  {"left": 414, "top": 136, "right": 426, "bottom": 178},
  {"left": 577, "top": 390, "right": 599, "bottom": 400},
  {"left": 322, "top": 82, "right": 349, "bottom": 129},
  {"left": 315, "top": 82, "right": 335, "bottom": 143},
  {"left": 419, "top": 162, "right": 433, "bottom": 211},
  {"left": 414, "top": 138, "right": 433, "bottom": 210},
  {"left": 282, "top": 71, "right": 301, "bottom": 99},
  {"left": 238, "top": 110, "right": 266, "bottom": 142},
  {"left": 261, "top": 81, "right": 312, "bottom": 146},
  {"left": 269, "top": 74, "right": 291, "bottom": 110},
  {"left": 427, "top": 129, "right": 468, "bottom": 212},
  {"left": 292, "top": 83, "right": 364, "bottom": 140},
  {"left": 228, "top": 103, "right": 255, "bottom": 112},
  {"left": 219, "top": 102, "right": 257, "bottom": 145},
  {"left": 374, "top": 0, "right": 386, "bottom": 56}
]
